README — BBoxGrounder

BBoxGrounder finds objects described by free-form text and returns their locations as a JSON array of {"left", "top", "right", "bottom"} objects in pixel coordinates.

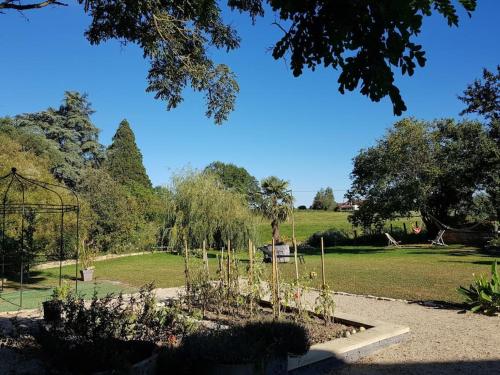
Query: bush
[
  {"left": 157, "top": 321, "right": 311, "bottom": 374},
  {"left": 458, "top": 261, "right": 500, "bottom": 315}
]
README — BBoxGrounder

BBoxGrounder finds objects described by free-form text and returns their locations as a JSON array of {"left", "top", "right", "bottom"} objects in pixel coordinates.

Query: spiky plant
[{"left": 260, "top": 176, "right": 293, "bottom": 244}]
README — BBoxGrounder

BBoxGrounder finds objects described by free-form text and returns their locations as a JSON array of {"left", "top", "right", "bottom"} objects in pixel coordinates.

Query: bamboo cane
[
  {"left": 320, "top": 237, "right": 326, "bottom": 289},
  {"left": 184, "top": 239, "right": 190, "bottom": 292},
  {"left": 202, "top": 240, "right": 209, "bottom": 277},
  {"left": 227, "top": 239, "right": 231, "bottom": 284}
]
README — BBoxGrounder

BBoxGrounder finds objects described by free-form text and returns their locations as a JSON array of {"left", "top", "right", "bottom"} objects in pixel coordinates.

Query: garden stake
[
  {"left": 248, "top": 238, "right": 254, "bottom": 316},
  {"left": 202, "top": 239, "right": 209, "bottom": 277},
  {"left": 227, "top": 239, "right": 231, "bottom": 284},
  {"left": 271, "top": 238, "right": 276, "bottom": 317},
  {"left": 321, "top": 237, "right": 326, "bottom": 289},
  {"left": 184, "top": 239, "right": 190, "bottom": 293},
  {"left": 293, "top": 237, "right": 299, "bottom": 283}
]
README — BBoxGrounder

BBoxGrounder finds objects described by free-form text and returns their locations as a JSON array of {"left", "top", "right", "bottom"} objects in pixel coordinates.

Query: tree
[
  {"left": 347, "top": 118, "right": 497, "bottom": 234},
  {"left": 204, "top": 161, "right": 260, "bottom": 208},
  {"left": 167, "top": 170, "right": 256, "bottom": 249},
  {"left": 459, "top": 66, "right": 500, "bottom": 221},
  {"left": 13, "top": 91, "right": 105, "bottom": 187},
  {"left": 311, "top": 187, "right": 336, "bottom": 211},
  {"left": 259, "top": 176, "right": 293, "bottom": 244},
  {"left": 1, "top": 1, "right": 477, "bottom": 122},
  {"left": 105, "top": 120, "right": 152, "bottom": 190}
]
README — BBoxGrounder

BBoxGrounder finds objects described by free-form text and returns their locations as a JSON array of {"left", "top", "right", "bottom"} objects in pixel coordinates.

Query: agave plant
[{"left": 458, "top": 261, "right": 500, "bottom": 315}]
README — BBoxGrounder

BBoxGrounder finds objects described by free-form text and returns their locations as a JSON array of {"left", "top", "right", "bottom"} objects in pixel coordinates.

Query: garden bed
[{"left": 198, "top": 304, "right": 356, "bottom": 345}]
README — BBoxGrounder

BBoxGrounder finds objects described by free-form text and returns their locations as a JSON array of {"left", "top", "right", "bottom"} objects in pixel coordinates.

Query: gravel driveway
[{"left": 332, "top": 294, "right": 500, "bottom": 375}]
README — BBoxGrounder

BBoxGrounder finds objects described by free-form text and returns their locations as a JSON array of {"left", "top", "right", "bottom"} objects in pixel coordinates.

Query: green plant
[
  {"left": 157, "top": 321, "right": 311, "bottom": 374},
  {"left": 458, "top": 261, "right": 500, "bottom": 315},
  {"left": 314, "top": 285, "right": 335, "bottom": 325},
  {"left": 50, "top": 282, "right": 71, "bottom": 301},
  {"left": 80, "top": 242, "right": 98, "bottom": 269}
]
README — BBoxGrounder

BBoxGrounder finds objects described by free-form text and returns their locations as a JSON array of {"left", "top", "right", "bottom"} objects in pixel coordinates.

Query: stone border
[{"left": 288, "top": 311, "right": 410, "bottom": 373}]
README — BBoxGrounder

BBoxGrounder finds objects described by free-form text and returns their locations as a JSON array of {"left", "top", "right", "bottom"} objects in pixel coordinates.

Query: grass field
[
  {"left": 2, "top": 245, "right": 496, "bottom": 311},
  {"left": 256, "top": 210, "right": 421, "bottom": 243}
]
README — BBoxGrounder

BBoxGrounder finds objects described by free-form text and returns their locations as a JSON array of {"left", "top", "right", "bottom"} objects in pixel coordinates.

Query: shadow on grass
[{"left": 439, "top": 259, "right": 499, "bottom": 266}]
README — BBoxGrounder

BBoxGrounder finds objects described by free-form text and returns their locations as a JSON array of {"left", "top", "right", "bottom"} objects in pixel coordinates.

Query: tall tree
[
  {"left": 311, "top": 187, "right": 336, "bottom": 211},
  {"left": 347, "top": 118, "right": 497, "bottom": 233},
  {"left": 459, "top": 66, "right": 500, "bottom": 220},
  {"left": 2, "top": 1, "right": 477, "bottom": 123},
  {"left": 260, "top": 176, "right": 293, "bottom": 243},
  {"left": 13, "top": 91, "right": 104, "bottom": 187},
  {"left": 204, "top": 161, "right": 260, "bottom": 208},
  {"left": 105, "top": 120, "right": 152, "bottom": 189}
]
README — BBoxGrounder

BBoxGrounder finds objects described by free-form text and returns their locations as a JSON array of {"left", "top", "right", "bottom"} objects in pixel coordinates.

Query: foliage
[
  {"left": 158, "top": 321, "right": 310, "bottom": 373},
  {"left": 311, "top": 187, "right": 336, "bottom": 211},
  {"left": 314, "top": 285, "right": 335, "bottom": 325},
  {"left": 50, "top": 282, "right": 71, "bottom": 301},
  {"left": 78, "top": 168, "right": 156, "bottom": 252},
  {"left": 39, "top": 283, "right": 198, "bottom": 373},
  {"left": 104, "top": 119, "right": 152, "bottom": 189},
  {"left": 347, "top": 118, "right": 498, "bottom": 233},
  {"left": 459, "top": 66, "right": 500, "bottom": 221},
  {"left": 458, "top": 261, "right": 500, "bottom": 315},
  {"left": 167, "top": 170, "right": 256, "bottom": 250},
  {"left": 12, "top": 91, "right": 104, "bottom": 187},
  {"left": 204, "top": 161, "right": 261, "bottom": 209},
  {"left": 259, "top": 176, "right": 293, "bottom": 244},
  {"left": 2, "top": 1, "right": 478, "bottom": 122},
  {"left": 80, "top": 241, "right": 98, "bottom": 269}
]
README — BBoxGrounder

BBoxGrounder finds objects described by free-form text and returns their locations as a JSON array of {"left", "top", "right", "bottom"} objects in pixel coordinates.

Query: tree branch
[{"left": 0, "top": 0, "right": 67, "bottom": 11}]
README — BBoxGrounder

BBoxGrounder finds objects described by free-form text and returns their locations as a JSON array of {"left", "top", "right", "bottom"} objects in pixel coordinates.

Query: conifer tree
[{"left": 105, "top": 120, "right": 152, "bottom": 189}]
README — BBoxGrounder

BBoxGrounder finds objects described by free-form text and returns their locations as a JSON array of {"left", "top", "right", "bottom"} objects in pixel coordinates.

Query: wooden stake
[
  {"left": 227, "top": 239, "right": 231, "bottom": 284},
  {"left": 320, "top": 237, "right": 326, "bottom": 289},
  {"left": 248, "top": 239, "right": 253, "bottom": 287},
  {"left": 271, "top": 239, "right": 276, "bottom": 317},
  {"left": 293, "top": 237, "right": 299, "bottom": 284},
  {"left": 202, "top": 240, "right": 209, "bottom": 277},
  {"left": 184, "top": 239, "right": 190, "bottom": 292}
]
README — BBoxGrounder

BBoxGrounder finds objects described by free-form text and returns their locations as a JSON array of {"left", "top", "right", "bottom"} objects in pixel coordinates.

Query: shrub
[
  {"left": 458, "top": 261, "right": 500, "bottom": 315},
  {"left": 157, "top": 321, "right": 311, "bottom": 374}
]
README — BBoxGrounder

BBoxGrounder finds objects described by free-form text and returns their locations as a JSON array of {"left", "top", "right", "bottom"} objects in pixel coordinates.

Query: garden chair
[
  {"left": 429, "top": 229, "right": 447, "bottom": 246},
  {"left": 384, "top": 233, "right": 401, "bottom": 247}
]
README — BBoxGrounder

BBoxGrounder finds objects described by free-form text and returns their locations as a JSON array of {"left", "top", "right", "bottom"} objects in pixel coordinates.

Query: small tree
[
  {"left": 311, "top": 187, "right": 336, "bottom": 211},
  {"left": 260, "top": 176, "right": 293, "bottom": 244}
]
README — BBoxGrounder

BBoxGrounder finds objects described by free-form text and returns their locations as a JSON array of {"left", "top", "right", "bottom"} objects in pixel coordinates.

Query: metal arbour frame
[{"left": 0, "top": 167, "right": 80, "bottom": 308}]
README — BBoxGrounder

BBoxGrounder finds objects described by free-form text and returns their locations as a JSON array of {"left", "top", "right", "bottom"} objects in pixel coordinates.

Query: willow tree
[
  {"left": 260, "top": 176, "right": 293, "bottom": 244},
  {"left": 168, "top": 170, "right": 256, "bottom": 250}
]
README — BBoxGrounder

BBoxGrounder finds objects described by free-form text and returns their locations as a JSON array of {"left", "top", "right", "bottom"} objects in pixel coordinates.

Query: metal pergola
[{"left": 0, "top": 167, "right": 80, "bottom": 308}]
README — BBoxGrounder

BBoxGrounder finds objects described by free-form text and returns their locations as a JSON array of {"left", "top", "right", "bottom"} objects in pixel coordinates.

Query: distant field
[{"left": 256, "top": 210, "right": 420, "bottom": 244}]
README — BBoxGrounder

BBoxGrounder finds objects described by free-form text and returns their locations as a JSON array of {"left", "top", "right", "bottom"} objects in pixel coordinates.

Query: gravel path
[{"left": 332, "top": 294, "right": 500, "bottom": 375}]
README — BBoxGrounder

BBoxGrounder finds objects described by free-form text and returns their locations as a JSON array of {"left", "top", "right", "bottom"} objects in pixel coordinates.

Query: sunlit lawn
[
  {"left": 5, "top": 245, "right": 495, "bottom": 306},
  {"left": 257, "top": 210, "right": 420, "bottom": 243}
]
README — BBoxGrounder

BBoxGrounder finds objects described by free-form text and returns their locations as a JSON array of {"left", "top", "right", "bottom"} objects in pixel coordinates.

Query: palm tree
[{"left": 260, "top": 176, "right": 294, "bottom": 244}]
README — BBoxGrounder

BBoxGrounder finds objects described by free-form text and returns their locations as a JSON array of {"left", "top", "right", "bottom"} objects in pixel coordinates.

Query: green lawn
[
  {"left": 2, "top": 245, "right": 496, "bottom": 311},
  {"left": 256, "top": 210, "right": 420, "bottom": 243}
]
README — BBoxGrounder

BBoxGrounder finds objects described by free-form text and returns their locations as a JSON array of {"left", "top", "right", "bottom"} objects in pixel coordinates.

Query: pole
[
  {"left": 320, "top": 237, "right": 326, "bottom": 289},
  {"left": 202, "top": 240, "right": 209, "bottom": 277},
  {"left": 184, "top": 239, "right": 190, "bottom": 292},
  {"left": 227, "top": 239, "right": 231, "bottom": 284}
]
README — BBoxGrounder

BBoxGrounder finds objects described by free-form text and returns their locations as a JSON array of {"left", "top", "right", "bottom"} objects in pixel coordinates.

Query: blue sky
[{"left": 1, "top": 2, "right": 499, "bottom": 206}]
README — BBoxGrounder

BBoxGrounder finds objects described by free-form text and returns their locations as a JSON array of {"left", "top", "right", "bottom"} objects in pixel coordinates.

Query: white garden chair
[
  {"left": 384, "top": 233, "right": 401, "bottom": 247},
  {"left": 430, "top": 229, "right": 447, "bottom": 246}
]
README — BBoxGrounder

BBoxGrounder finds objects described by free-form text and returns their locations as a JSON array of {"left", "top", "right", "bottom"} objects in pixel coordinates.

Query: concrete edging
[{"left": 288, "top": 311, "right": 410, "bottom": 373}]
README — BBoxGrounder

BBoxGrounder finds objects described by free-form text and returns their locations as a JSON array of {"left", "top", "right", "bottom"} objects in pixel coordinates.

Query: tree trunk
[{"left": 271, "top": 220, "right": 280, "bottom": 244}]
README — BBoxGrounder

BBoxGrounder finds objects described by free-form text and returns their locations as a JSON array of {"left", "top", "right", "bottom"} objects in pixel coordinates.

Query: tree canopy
[
  {"left": 259, "top": 176, "right": 293, "bottom": 243},
  {"left": 204, "top": 161, "right": 260, "bottom": 208},
  {"left": 11, "top": 91, "right": 105, "bottom": 187},
  {"left": 311, "top": 187, "right": 336, "bottom": 211},
  {"left": 105, "top": 119, "right": 152, "bottom": 190},
  {"left": 1, "top": 0, "right": 478, "bottom": 123},
  {"left": 347, "top": 118, "right": 497, "bottom": 233}
]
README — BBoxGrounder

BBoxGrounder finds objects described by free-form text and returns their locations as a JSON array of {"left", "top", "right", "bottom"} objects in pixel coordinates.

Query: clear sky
[{"left": 1, "top": 2, "right": 499, "bottom": 206}]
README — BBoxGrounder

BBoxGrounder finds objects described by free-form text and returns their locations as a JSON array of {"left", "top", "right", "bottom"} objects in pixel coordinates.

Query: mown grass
[
  {"left": 256, "top": 210, "right": 420, "bottom": 243},
  {"left": 4, "top": 246, "right": 495, "bottom": 305}
]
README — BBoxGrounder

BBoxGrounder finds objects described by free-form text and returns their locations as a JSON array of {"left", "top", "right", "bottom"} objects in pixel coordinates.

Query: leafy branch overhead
[{"left": 2, "top": 0, "right": 478, "bottom": 122}]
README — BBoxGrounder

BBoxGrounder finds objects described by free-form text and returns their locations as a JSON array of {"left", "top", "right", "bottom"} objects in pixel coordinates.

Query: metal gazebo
[{"left": 0, "top": 167, "right": 80, "bottom": 308}]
